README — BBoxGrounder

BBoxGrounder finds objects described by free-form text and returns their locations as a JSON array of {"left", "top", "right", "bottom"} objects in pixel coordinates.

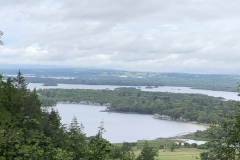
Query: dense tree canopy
[
  {"left": 0, "top": 73, "right": 113, "bottom": 159},
  {"left": 38, "top": 87, "right": 236, "bottom": 123},
  {"left": 199, "top": 84, "right": 240, "bottom": 160},
  {"left": 0, "top": 72, "right": 162, "bottom": 159},
  {"left": 1, "top": 71, "right": 239, "bottom": 159},
  {"left": 1, "top": 68, "right": 239, "bottom": 92},
  {"left": 136, "top": 142, "right": 158, "bottom": 160},
  {"left": 200, "top": 104, "right": 240, "bottom": 160}
]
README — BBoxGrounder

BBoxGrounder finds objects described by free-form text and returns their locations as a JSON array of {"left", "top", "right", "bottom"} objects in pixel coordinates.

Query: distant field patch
[{"left": 155, "top": 148, "right": 204, "bottom": 160}]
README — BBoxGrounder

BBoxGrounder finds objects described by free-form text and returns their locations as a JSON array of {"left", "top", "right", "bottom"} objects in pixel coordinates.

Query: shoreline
[
  {"left": 55, "top": 101, "right": 209, "bottom": 128},
  {"left": 56, "top": 101, "right": 110, "bottom": 107},
  {"left": 29, "top": 82, "right": 237, "bottom": 92},
  {"left": 103, "top": 109, "right": 208, "bottom": 128},
  {"left": 51, "top": 101, "right": 208, "bottom": 143}
]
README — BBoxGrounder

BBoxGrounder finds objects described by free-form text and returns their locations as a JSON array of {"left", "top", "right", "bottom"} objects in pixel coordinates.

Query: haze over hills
[
  {"left": 0, "top": 63, "right": 239, "bottom": 75},
  {"left": 1, "top": 67, "right": 239, "bottom": 92}
]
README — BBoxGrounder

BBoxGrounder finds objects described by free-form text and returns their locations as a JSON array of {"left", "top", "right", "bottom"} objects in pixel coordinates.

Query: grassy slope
[
  {"left": 115, "top": 139, "right": 206, "bottom": 160},
  {"left": 134, "top": 148, "right": 204, "bottom": 160},
  {"left": 156, "top": 148, "right": 204, "bottom": 160}
]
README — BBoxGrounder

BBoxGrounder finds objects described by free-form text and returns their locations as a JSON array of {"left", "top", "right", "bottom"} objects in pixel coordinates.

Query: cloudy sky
[{"left": 0, "top": 0, "right": 240, "bottom": 74}]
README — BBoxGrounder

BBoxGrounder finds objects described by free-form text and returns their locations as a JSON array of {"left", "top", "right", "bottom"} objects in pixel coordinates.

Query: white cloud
[{"left": 0, "top": 0, "right": 240, "bottom": 74}]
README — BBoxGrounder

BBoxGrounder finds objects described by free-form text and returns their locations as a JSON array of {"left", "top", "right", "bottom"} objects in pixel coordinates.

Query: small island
[
  {"left": 145, "top": 86, "right": 153, "bottom": 89},
  {"left": 43, "top": 82, "right": 58, "bottom": 86}
]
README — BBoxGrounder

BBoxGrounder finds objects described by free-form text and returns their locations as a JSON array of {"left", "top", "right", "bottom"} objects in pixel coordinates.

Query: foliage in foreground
[
  {"left": 0, "top": 72, "right": 112, "bottom": 159},
  {"left": 2, "top": 71, "right": 240, "bottom": 159},
  {"left": 136, "top": 142, "right": 158, "bottom": 160},
  {"left": 0, "top": 72, "right": 161, "bottom": 159},
  {"left": 200, "top": 84, "right": 240, "bottom": 160}
]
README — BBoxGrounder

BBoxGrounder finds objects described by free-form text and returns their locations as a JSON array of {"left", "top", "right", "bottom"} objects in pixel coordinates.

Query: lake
[
  {"left": 49, "top": 104, "right": 206, "bottom": 143},
  {"left": 31, "top": 83, "right": 238, "bottom": 143},
  {"left": 28, "top": 83, "right": 240, "bottom": 101}
]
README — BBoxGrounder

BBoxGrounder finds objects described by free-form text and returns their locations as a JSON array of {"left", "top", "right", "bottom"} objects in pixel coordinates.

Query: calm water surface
[
  {"left": 29, "top": 83, "right": 240, "bottom": 101},
  {"left": 31, "top": 83, "right": 238, "bottom": 142},
  {"left": 50, "top": 104, "right": 206, "bottom": 143}
]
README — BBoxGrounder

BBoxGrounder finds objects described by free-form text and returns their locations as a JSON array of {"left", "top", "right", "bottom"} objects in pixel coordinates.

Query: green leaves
[
  {"left": 136, "top": 141, "right": 158, "bottom": 160},
  {"left": 38, "top": 87, "right": 236, "bottom": 123},
  {"left": 0, "top": 118, "right": 74, "bottom": 159},
  {"left": 202, "top": 104, "right": 240, "bottom": 160},
  {"left": 1, "top": 72, "right": 168, "bottom": 159}
]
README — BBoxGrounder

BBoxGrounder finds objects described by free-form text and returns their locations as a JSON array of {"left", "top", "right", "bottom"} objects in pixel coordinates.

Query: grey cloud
[{"left": 1, "top": 0, "right": 240, "bottom": 74}]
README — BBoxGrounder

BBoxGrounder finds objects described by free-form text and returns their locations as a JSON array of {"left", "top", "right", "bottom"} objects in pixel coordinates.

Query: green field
[
  {"left": 156, "top": 148, "right": 204, "bottom": 160},
  {"left": 115, "top": 139, "right": 206, "bottom": 160},
  {"left": 134, "top": 148, "right": 204, "bottom": 160}
]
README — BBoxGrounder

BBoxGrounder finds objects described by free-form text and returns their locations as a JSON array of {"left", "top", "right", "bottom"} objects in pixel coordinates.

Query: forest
[
  {"left": 1, "top": 68, "right": 240, "bottom": 92},
  {"left": 1, "top": 72, "right": 240, "bottom": 159},
  {"left": 0, "top": 72, "right": 160, "bottom": 159},
  {"left": 38, "top": 87, "right": 237, "bottom": 124}
]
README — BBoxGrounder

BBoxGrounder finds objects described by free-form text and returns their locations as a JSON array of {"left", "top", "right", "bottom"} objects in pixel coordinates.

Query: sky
[{"left": 0, "top": 0, "right": 240, "bottom": 74}]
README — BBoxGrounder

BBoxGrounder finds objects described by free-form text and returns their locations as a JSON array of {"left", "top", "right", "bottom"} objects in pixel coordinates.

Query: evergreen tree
[
  {"left": 202, "top": 87, "right": 240, "bottom": 160},
  {"left": 203, "top": 105, "right": 240, "bottom": 160},
  {"left": 69, "top": 116, "right": 84, "bottom": 134},
  {"left": 136, "top": 141, "right": 158, "bottom": 160},
  {"left": 110, "top": 142, "right": 136, "bottom": 160}
]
